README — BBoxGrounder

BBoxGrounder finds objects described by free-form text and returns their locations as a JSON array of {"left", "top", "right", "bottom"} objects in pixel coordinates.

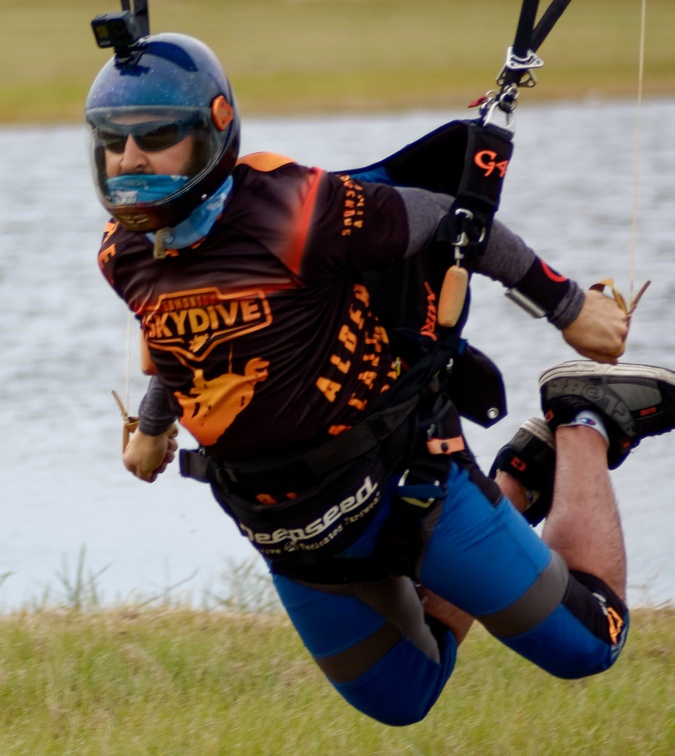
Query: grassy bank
[
  {"left": 0, "top": 605, "right": 672, "bottom": 753},
  {"left": 1, "top": 0, "right": 673, "bottom": 124}
]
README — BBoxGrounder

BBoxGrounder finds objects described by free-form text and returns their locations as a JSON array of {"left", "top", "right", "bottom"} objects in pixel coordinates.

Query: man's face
[{"left": 105, "top": 134, "right": 195, "bottom": 177}]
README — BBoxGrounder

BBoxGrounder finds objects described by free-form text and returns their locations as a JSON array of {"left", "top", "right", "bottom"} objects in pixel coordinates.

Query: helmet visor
[{"left": 87, "top": 106, "right": 218, "bottom": 224}]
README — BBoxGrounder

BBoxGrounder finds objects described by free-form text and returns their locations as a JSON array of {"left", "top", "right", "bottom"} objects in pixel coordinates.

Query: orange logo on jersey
[
  {"left": 142, "top": 287, "right": 272, "bottom": 361},
  {"left": 175, "top": 358, "right": 270, "bottom": 445}
]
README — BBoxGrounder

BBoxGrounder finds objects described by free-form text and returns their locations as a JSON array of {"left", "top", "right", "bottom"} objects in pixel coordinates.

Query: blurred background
[{"left": 1, "top": 1, "right": 674, "bottom": 609}]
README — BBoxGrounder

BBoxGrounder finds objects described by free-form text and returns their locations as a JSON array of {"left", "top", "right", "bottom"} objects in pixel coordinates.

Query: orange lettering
[
  {"left": 316, "top": 377, "right": 342, "bottom": 402},
  {"left": 349, "top": 305, "right": 364, "bottom": 330},
  {"left": 358, "top": 371, "right": 378, "bottom": 389},
  {"left": 206, "top": 306, "right": 220, "bottom": 329},
  {"left": 241, "top": 299, "right": 261, "bottom": 322},
  {"left": 362, "top": 353, "right": 380, "bottom": 368},
  {"left": 188, "top": 308, "right": 210, "bottom": 333},
  {"left": 98, "top": 244, "right": 117, "bottom": 267},
  {"left": 374, "top": 326, "right": 389, "bottom": 344},
  {"left": 329, "top": 354, "right": 352, "bottom": 374},
  {"left": 347, "top": 395, "right": 368, "bottom": 411},
  {"left": 338, "top": 325, "right": 358, "bottom": 354},
  {"left": 474, "top": 149, "right": 509, "bottom": 178},
  {"left": 353, "top": 284, "right": 370, "bottom": 306},
  {"left": 215, "top": 302, "right": 238, "bottom": 326},
  {"left": 168, "top": 310, "right": 189, "bottom": 335},
  {"left": 150, "top": 313, "right": 172, "bottom": 339}
]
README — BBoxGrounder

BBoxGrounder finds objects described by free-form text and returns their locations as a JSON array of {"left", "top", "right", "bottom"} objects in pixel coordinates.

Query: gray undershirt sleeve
[
  {"left": 396, "top": 187, "right": 452, "bottom": 257},
  {"left": 138, "top": 375, "right": 177, "bottom": 435},
  {"left": 395, "top": 186, "right": 584, "bottom": 330}
]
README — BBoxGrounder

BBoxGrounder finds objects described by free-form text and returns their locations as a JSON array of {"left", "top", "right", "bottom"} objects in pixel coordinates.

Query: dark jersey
[{"left": 98, "top": 156, "right": 410, "bottom": 461}]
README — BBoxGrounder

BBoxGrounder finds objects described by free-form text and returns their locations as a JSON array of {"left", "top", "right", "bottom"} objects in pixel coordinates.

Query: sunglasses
[{"left": 96, "top": 120, "right": 195, "bottom": 154}]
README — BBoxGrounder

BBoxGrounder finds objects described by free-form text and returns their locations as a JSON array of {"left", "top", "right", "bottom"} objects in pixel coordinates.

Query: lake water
[{"left": 1, "top": 98, "right": 674, "bottom": 609}]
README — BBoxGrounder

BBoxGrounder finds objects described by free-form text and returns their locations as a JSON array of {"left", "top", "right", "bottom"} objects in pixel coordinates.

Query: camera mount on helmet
[{"left": 91, "top": 0, "right": 150, "bottom": 68}]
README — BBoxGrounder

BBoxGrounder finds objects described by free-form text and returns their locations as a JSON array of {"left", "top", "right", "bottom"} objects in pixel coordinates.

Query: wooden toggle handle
[{"left": 438, "top": 266, "right": 469, "bottom": 327}]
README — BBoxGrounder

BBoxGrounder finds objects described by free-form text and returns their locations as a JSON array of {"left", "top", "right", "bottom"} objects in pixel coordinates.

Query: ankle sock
[{"left": 560, "top": 409, "right": 610, "bottom": 447}]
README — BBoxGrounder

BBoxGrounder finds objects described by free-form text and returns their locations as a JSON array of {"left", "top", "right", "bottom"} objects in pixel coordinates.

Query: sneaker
[
  {"left": 539, "top": 360, "right": 675, "bottom": 469},
  {"left": 490, "top": 418, "right": 556, "bottom": 526}
]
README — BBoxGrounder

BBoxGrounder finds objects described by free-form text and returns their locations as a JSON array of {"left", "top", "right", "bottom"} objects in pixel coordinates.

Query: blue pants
[{"left": 272, "top": 463, "right": 629, "bottom": 726}]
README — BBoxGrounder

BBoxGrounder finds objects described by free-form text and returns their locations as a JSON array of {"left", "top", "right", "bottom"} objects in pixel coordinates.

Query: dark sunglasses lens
[
  {"left": 135, "top": 123, "right": 185, "bottom": 152},
  {"left": 98, "top": 129, "right": 127, "bottom": 154},
  {"left": 97, "top": 122, "right": 190, "bottom": 153}
]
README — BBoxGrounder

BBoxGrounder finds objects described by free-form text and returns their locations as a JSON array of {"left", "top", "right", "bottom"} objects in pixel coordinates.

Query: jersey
[{"left": 97, "top": 157, "right": 410, "bottom": 461}]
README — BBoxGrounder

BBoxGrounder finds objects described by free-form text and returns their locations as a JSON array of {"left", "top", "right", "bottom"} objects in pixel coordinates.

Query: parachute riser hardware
[
  {"left": 477, "top": 0, "right": 574, "bottom": 133},
  {"left": 498, "top": 46, "right": 545, "bottom": 88},
  {"left": 442, "top": 0, "right": 573, "bottom": 325},
  {"left": 479, "top": 45, "right": 544, "bottom": 132},
  {"left": 478, "top": 86, "right": 519, "bottom": 134}
]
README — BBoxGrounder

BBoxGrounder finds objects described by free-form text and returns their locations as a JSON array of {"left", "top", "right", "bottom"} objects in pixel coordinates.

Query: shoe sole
[
  {"left": 519, "top": 417, "right": 555, "bottom": 449},
  {"left": 539, "top": 360, "right": 675, "bottom": 388},
  {"left": 540, "top": 360, "right": 675, "bottom": 467}
]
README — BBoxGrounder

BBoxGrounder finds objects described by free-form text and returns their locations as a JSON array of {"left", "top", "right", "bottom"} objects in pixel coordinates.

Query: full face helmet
[{"left": 85, "top": 33, "right": 240, "bottom": 232}]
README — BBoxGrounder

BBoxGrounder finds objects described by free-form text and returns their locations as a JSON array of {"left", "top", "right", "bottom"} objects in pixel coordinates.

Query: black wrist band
[{"left": 506, "top": 259, "right": 571, "bottom": 319}]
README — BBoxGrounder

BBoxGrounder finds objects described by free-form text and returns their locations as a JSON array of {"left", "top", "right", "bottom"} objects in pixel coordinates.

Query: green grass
[
  {"left": 1, "top": 0, "right": 673, "bottom": 123},
  {"left": 0, "top": 606, "right": 672, "bottom": 753}
]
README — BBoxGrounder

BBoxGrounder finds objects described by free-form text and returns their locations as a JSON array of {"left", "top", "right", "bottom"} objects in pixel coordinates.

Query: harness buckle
[
  {"left": 179, "top": 448, "right": 211, "bottom": 483},
  {"left": 396, "top": 469, "right": 441, "bottom": 509}
]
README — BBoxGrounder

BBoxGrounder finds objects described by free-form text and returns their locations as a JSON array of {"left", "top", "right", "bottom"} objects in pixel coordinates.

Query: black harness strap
[
  {"left": 437, "top": 122, "right": 514, "bottom": 271},
  {"left": 179, "top": 391, "right": 421, "bottom": 494}
]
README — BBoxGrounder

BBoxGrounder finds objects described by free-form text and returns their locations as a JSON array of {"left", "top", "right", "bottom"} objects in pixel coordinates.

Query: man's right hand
[{"left": 123, "top": 424, "right": 179, "bottom": 483}]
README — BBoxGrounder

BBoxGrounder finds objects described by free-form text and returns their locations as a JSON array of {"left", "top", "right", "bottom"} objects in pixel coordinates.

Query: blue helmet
[{"left": 85, "top": 33, "right": 240, "bottom": 231}]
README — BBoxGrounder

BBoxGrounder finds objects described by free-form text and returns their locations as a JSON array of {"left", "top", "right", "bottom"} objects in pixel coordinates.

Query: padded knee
[{"left": 492, "top": 566, "right": 629, "bottom": 679}]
